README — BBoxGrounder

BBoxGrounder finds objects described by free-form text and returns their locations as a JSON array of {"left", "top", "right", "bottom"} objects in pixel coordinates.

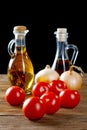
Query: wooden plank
[{"left": 0, "top": 74, "right": 87, "bottom": 130}]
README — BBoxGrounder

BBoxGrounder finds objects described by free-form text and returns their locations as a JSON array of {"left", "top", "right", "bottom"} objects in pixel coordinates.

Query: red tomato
[
  {"left": 5, "top": 86, "right": 26, "bottom": 106},
  {"left": 32, "top": 82, "right": 49, "bottom": 97},
  {"left": 49, "top": 79, "right": 67, "bottom": 95},
  {"left": 40, "top": 91, "right": 60, "bottom": 114},
  {"left": 59, "top": 89, "right": 80, "bottom": 108},
  {"left": 22, "top": 96, "right": 46, "bottom": 120}
]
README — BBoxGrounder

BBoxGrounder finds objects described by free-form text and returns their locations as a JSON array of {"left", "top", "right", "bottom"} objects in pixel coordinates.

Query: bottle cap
[
  {"left": 54, "top": 28, "right": 68, "bottom": 42},
  {"left": 13, "top": 25, "right": 27, "bottom": 32},
  {"left": 57, "top": 28, "right": 67, "bottom": 34}
]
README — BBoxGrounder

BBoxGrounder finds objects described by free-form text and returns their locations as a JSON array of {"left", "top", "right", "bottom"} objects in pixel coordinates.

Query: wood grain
[{"left": 0, "top": 74, "right": 87, "bottom": 130}]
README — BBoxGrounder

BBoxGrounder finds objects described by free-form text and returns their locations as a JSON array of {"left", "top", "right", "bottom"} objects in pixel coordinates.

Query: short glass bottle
[
  {"left": 7, "top": 25, "right": 34, "bottom": 94},
  {"left": 52, "top": 28, "right": 79, "bottom": 75}
]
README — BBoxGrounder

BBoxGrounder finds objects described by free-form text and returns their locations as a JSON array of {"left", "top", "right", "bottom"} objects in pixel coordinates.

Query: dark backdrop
[{"left": 0, "top": 2, "right": 86, "bottom": 74}]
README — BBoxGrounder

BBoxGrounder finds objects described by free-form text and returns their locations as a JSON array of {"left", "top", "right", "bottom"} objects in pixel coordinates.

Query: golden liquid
[{"left": 7, "top": 46, "right": 34, "bottom": 94}]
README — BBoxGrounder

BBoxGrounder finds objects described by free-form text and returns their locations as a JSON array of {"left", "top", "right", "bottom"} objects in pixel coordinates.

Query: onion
[
  {"left": 35, "top": 65, "right": 60, "bottom": 83},
  {"left": 60, "top": 65, "right": 83, "bottom": 90}
]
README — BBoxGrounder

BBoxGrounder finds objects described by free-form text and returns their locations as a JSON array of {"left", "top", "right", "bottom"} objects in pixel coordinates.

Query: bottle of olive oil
[{"left": 7, "top": 25, "right": 34, "bottom": 94}]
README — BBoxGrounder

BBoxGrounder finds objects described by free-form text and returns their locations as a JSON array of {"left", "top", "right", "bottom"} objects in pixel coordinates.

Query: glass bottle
[
  {"left": 52, "top": 28, "right": 79, "bottom": 75},
  {"left": 7, "top": 25, "right": 34, "bottom": 94}
]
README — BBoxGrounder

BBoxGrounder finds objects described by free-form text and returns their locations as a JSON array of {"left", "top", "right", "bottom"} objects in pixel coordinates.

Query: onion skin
[
  {"left": 60, "top": 70, "right": 83, "bottom": 90},
  {"left": 35, "top": 65, "right": 60, "bottom": 83}
]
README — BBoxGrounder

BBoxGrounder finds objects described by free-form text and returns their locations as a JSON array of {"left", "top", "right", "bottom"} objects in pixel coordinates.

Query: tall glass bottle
[
  {"left": 7, "top": 25, "right": 34, "bottom": 94},
  {"left": 52, "top": 28, "right": 79, "bottom": 75}
]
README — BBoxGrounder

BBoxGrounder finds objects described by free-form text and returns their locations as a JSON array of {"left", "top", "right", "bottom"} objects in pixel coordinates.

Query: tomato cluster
[
  {"left": 4, "top": 79, "right": 80, "bottom": 120},
  {"left": 31, "top": 80, "right": 80, "bottom": 108},
  {"left": 22, "top": 80, "right": 80, "bottom": 120}
]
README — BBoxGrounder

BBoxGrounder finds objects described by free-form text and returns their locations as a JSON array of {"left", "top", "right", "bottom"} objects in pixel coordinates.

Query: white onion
[
  {"left": 60, "top": 68, "right": 83, "bottom": 90},
  {"left": 35, "top": 65, "right": 60, "bottom": 83}
]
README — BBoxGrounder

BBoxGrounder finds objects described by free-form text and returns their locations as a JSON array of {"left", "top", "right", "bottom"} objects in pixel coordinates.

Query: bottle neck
[
  {"left": 15, "top": 33, "right": 26, "bottom": 47},
  {"left": 56, "top": 39, "right": 68, "bottom": 60},
  {"left": 55, "top": 29, "right": 68, "bottom": 59},
  {"left": 14, "top": 33, "right": 27, "bottom": 54}
]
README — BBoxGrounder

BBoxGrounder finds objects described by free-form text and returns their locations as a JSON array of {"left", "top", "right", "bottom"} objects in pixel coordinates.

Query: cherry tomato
[
  {"left": 49, "top": 79, "right": 67, "bottom": 95},
  {"left": 40, "top": 91, "right": 60, "bottom": 114},
  {"left": 5, "top": 86, "right": 26, "bottom": 106},
  {"left": 59, "top": 89, "right": 80, "bottom": 108},
  {"left": 32, "top": 82, "right": 49, "bottom": 97},
  {"left": 22, "top": 96, "right": 46, "bottom": 120}
]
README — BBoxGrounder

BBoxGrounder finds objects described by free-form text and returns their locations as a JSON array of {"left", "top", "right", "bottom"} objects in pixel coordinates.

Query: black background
[{"left": 0, "top": 2, "right": 86, "bottom": 74}]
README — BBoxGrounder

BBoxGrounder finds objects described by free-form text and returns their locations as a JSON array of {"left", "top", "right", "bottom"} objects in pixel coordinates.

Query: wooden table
[{"left": 0, "top": 74, "right": 87, "bottom": 130}]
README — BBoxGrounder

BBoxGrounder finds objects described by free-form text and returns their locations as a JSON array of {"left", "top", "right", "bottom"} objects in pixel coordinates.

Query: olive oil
[{"left": 7, "top": 26, "right": 34, "bottom": 94}]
